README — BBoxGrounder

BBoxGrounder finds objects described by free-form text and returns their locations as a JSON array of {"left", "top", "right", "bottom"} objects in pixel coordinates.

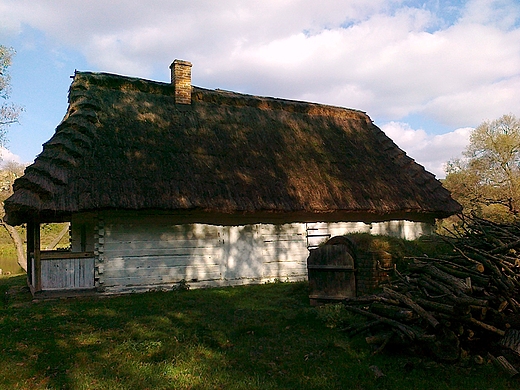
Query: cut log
[
  {"left": 382, "top": 287, "right": 440, "bottom": 329},
  {"left": 343, "top": 305, "right": 419, "bottom": 341},
  {"left": 467, "top": 317, "right": 505, "bottom": 336},
  {"left": 415, "top": 298, "right": 455, "bottom": 316},
  {"left": 341, "top": 215, "right": 520, "bottom": 364},
  {"left": 490, "top": 238, "right": 520, "bottom": 254},
  {"left": 441, "top": 242, "right": 486, "bottom": 272},
  {"left": 449, "top": 294, "right": 489, "bottom": 308},
  {"left": 370, "top": 302, "right": 415, "bottom": 321},
  {"left": 418, "top": 275, "right": 454, "bottom": 297},
  {"left": 507, "top": 297, "right": 520, "bottom": 314},
  {"left": 498, "top": 300, "right": 509, "bottom": 312},
  {"left": 407, "top": 261, "right": 471, "bottom": 295},
  {"left": 488, "top": 353, "right": 519, "bottom": 378},
  {"left": 344, "top": 295, "right": 400, "bottom": 306},
  {"left": 467, "top": 250, "right": 515, "bottom": 291},
  {"left": 432, "top": 262, "right": 489, "bottom": 286}
]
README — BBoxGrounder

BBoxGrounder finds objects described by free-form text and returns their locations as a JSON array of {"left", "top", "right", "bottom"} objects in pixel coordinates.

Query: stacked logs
[{"left": 343, "top": 216, "right": 520, "bottom": 375}]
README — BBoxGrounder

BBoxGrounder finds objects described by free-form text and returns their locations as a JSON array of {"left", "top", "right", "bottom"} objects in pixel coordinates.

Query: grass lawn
[{"left": 0, "top": 275, "right": 517, "bottom": 390}]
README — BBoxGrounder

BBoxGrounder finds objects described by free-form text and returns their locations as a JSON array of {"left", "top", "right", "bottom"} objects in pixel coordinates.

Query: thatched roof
[{"left": 4, "top": 71, "right": 461, "bottom": 226}]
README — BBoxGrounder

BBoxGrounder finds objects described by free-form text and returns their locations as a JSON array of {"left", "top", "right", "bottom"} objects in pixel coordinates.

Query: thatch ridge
[{"left": 4, "top": 71, "right": 461, "bottom": 225}]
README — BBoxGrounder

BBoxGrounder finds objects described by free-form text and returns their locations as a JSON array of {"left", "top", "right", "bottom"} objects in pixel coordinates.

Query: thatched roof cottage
[{"left": 5, "top": 60, "right": 461, "bottom": 296}]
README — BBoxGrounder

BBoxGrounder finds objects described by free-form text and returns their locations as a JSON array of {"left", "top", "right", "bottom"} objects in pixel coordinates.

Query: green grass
[
  {"left": 0, "top": 276, "right": 516, "bottom": 390},
  {"left": 0, "top": 226, "right": 24, "bottom": 275}
]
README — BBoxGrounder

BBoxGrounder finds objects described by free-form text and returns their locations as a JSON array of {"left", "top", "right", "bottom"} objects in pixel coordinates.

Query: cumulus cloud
[
  {"left": 422, "top": 75, "right": 520, "bottom": 127},
  {"left": 0, "top": 147, "right": 23, "bottom": 165},
  {"left": 1, "top": 0, "right": 519, "bottom": 161},
  {"left": 381, "top": 122, "right": 472, "bottom": 178},
  {"left": 462, "top": 0, "right": 520, "bottom": 27}
]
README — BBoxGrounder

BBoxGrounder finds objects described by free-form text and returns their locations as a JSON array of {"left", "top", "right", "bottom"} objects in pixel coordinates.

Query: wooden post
[
  {"left": 32, "top": 220, "right": 42, "bottom": 292},
  {"left": 26, "top": 220, "right": 34, "bottom": 287}
]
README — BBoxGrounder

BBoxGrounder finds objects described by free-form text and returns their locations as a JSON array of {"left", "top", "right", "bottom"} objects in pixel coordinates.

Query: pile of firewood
[{"left": 343, "top": 216, "right": 520, "bottom": 377}]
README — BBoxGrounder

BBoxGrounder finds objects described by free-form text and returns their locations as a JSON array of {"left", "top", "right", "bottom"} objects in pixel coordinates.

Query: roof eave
[{"left": 3, "top": 206, "right": 459, "bottom": 227}]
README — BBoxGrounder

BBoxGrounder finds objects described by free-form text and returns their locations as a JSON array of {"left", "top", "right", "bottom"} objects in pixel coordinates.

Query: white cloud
[
  {"left": 1, "top": 0, "right": 520, "bottom": 155},
  {"left": 422, "top": 75, "right": 520, "bottom": 127},
  {"left": 381, "top": 122, "right": 472, "bottom": 178},
  {"left": 462, "top": 0, "right": 520, "bottom": 28},
  {"left": 0, "top": 147, "right": 23, "bottom": 165}
]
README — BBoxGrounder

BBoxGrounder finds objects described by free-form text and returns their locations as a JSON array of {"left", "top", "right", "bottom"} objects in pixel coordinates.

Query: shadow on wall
[
  {"left": 370, "top": 220, "right": 432, "bottom": 240},
  {"left": 100, "top": 218, "right": 309, "bottom": 292},
  {"left": 307, "top": 220, "right": 432, "bottom": 250},
  {"left": 50, "top": 213, "right": 433, "bottom": 294}
]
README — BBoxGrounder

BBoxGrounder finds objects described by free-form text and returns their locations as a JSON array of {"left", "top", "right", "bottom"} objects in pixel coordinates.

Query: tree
[
  {"left": 1, "top": 45, "right": 22, "bottom": 145},
  {"left": 0, "top": 161, "right": 26, "bottom": 270},
  {"left": 0, "top": 46, "right": 24, "bottom": 270},
  {"left": 443, "top": 114, "right": 520, "bottom": 222}
]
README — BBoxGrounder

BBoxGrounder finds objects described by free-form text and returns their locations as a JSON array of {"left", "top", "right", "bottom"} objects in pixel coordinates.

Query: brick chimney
[{"left": 170, "top": 59, "right": 192, "bottom": 105}]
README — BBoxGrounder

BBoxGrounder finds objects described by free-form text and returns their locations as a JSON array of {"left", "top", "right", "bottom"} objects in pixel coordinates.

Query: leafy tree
[
  {"left": 1, "top": 45, "right": 22, "bottom": 145},
  {"left": 444, "top": 114, "right": 520, "bottom": 222},
  {"left": 0, "top": 45, "right": 24, "bottom": 269},
  {"left": 0, "top": 161, "right": 26, "bottom": 270}
]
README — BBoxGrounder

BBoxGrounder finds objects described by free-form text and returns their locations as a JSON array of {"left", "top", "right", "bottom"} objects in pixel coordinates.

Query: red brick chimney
[{"left": 170, "top": 59, "right": 192, "bottom": 105}]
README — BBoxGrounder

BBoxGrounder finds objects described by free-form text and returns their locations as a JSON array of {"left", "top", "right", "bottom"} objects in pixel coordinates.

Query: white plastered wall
[{"left": 70, "top": 212, "right": 433, "bottom": 293}]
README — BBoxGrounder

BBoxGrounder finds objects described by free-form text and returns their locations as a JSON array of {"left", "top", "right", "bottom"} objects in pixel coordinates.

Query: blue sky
[{"left": 1, "top": 0, "right": 520, "bottom": 178}]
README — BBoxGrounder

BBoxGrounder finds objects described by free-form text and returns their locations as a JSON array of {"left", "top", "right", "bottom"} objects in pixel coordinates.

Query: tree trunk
[
  {"left": 46, "top": 223, "right": 69, "bottom": 250},
  {"left": 0, "top": 219, "right": 26, "bottom": 272}
]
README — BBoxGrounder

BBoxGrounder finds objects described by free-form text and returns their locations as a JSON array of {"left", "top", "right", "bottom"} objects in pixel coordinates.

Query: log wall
[
  {"left": 95, "top": 213, "right": 309, "bottom": 293},
  {"left": 306, "top": 220, "right": 432, "bottom": 249},
  {"left": 63, "top": 212, "right": 432, "bottom": 294}
]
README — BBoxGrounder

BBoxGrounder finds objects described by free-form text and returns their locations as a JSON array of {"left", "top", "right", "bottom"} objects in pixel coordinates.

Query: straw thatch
[{"left": 4, "top": 71, "right": 461, "bottom": 226}]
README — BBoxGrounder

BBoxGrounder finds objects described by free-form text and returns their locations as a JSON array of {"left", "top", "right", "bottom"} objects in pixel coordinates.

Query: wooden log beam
[
  {"left": 382, "top": 287, "right": 440, "bottom": 329},
  {"left": 408, "top": 260, "right": 472, "bottom": 294},
  {"left": 432, "top": 262, "right": 489, "bottom": 286},
  {"left": 466, "top": 317, "right": 505, "bottom": 336},
  {"left": 449, "top": 293, "right": 489, "bottom": 308},
  {"left": 412, "top": 256, "right": 485, "bottom": 274},
  {"left": 370, "top": 302, "right": 415, "bottom": 321},
  {"left": 342, "top": 304, "right": 419, "bottom": 341},
  {"left": 466, "top": 249, "right": 515, "bottom": 291},
  {"left": 419, "top": 274, "right": 461, "bottom": 299},
  {"left": 490, "top": 238, "right": 520, "bottom": 254},
  {"left": 33, "top": 221, "right": 41, "bottom": 292},
  {"left": 344, "top": 295, "right": 400, "bottom": 306},
  {"left": 415, "top": 298, "right": 455, "bottom": 316},
  {"left": 437, "top": 235, "right": 487, "bottom": 271},
  {"left": 507, "top": 297, "right": 520, "bottom": 314},
  {"left": 26, "top": 220, "right": 35, "bottom": 287}
]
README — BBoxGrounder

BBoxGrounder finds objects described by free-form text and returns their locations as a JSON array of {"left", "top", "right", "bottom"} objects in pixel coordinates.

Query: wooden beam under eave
[
  {"left": 26, "top": 220, "right": 34, "bottom": 288},
  {"left": 26, "top": 220, "right": 42, "bottom": 293},
  {"left": 33, "top": 221, "right": 41, "bottom": 292}
]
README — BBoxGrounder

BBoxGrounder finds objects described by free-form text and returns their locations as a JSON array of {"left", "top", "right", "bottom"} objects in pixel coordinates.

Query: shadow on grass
[
  {"left": 0, "top": 281, "right": 355, "bottom": 389},
  {"left": 0, "top": 278, "right": 517, "bottom": 390}
]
